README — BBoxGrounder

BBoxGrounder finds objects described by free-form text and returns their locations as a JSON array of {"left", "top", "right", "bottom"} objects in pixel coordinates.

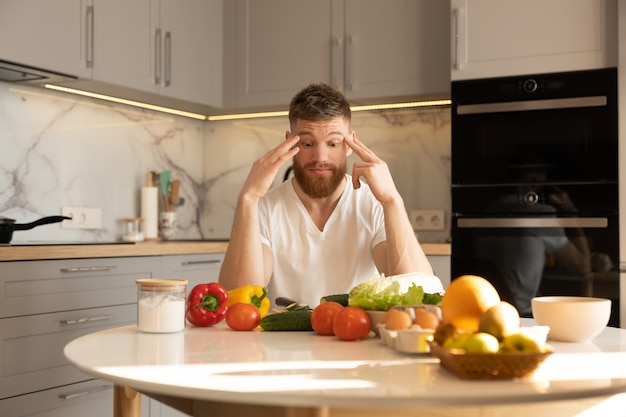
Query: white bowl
[{"left": 531, "top": 296, "right": 611, "bottom": 342}]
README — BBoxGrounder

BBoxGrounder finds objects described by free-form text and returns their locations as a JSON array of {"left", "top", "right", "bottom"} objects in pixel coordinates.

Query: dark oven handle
[
  {"left": 457, "top": 95, "right": 607, "bottom": 115},
  {"left": 457, "top": 217, "right": 608, "bottom": 228}
]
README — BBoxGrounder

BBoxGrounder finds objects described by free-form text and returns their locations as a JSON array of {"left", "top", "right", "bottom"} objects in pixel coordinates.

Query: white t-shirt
[{"left": 259, "top": 175, "right": 386, "bottom": 308}]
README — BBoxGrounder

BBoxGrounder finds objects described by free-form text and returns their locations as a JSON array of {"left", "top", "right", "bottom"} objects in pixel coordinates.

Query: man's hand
[
  {"left": 240, "top": 135, "right": 300, "bottom": 202},
  {"left": 344, "top": 134, "right": 400, "bottom": 205}
]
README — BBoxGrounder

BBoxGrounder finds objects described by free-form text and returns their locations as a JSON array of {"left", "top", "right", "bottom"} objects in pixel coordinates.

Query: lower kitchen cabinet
[
  {"left": 0, "top": 256, "right": 160, "bottom": 417},
  {"left": 0, "top": 253, "right": 227, "bottom": 417},
  {"left": 427, "top": 255, "right": 451, "bottom": 289},
  {"left": 148, "top": 253, "right": 224, "bottom": 417},
  {"left": 161, "top": 253, "right": 224, "bottom": 287}
]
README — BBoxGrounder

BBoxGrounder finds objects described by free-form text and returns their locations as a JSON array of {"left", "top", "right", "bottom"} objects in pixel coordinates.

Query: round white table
[{"left": 64, "top": 320, "right": 626, "bottom": 417}]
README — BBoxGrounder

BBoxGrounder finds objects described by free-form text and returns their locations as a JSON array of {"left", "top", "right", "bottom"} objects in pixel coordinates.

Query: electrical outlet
[
  {"left": 410, "top": 210, "right": 445, "bottom": 231},
  {"left": 61, "top": 207, "right": 102, "bottom": 229}
]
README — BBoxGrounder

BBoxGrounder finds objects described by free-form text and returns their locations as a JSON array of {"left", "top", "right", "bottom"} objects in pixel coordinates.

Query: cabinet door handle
[
  {"left": 453, "top": 8, "right": 463, "bottom": 71},
  {"left": 59, "top": 384, "right": 113, "bottom": 400},
  {"left": 164, "top": 31, "right": 172, "bottom": 87},
  {"left": 60, "top": 266, "right": 116, "bottom": 272},
  {"left": 86, "top": 5, "right": 94, "bottom": 68},
  {"left": 344, "top": 36, "right": 353, "bottom": 92},
  {"left": 60, "top": 315, "right": 113, "bottom": 325},
  {"left": 457, "top": 217, "right": 608, "bottom": 228},
  {"left": 330, "top": 37, "right": 340, "bottom": 89},
  {"left": 155, "top": 28, "right": 162, "bottom": 85},
  {"left": 181, "top": 259, "right": 221, "bottom": 266}
]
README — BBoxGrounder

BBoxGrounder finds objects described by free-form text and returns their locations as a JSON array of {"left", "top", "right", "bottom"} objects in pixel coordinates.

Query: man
[
  {"left": 473, "top": 161, "right": 591, "bottom": 316},
  {"left": 219, "top": 83, "right": 433, "bottom": 307}
]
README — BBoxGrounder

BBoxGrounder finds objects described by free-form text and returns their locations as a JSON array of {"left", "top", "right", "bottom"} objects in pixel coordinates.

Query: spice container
[{"left": 136, "top": 279, "right": 188, "bottom": 333}]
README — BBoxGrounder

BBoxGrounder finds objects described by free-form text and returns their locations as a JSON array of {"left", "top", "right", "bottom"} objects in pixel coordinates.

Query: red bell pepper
[{"left": 186, "top": 282, "right": 229, "bottom": 326}]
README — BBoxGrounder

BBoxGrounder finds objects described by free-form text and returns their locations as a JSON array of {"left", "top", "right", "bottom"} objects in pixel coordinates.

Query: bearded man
[{"left": 219, "top": 83, "right": 433, "bottom": 308}]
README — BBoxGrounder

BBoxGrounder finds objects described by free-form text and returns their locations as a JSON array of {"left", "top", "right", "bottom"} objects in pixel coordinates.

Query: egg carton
[{"left": 377, "top": 323, "right": 435, "bottom": 353}]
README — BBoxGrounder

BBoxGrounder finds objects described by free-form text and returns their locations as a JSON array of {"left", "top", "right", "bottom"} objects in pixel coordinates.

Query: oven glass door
[
  {"left": 451, "top": 68, "right": 617, "bottom": 186},
  {"left": 451, "top": 184, "right": 619, "bottom": 326}
]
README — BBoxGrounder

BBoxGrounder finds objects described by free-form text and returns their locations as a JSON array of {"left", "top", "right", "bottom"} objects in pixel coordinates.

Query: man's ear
[{"left": 285, "top": 130, "right": 291, "bottom": 140}]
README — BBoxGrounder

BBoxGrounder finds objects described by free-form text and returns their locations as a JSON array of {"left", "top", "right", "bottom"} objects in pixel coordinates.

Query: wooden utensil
[{"left": 170, "top": 179, "right": 180, "bottom": 210}]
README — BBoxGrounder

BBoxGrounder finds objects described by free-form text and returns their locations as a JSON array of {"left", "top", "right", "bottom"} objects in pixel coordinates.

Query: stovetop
[{"left": 3, "top": 241, "right": 137, "bottom": 247}]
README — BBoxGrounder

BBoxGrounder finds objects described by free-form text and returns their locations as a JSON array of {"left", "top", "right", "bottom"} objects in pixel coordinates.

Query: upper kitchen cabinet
[
  {"left": 225, "top": 0, "right": 450, "bottom": 110},
  {"left": 0, "top": 0, "right": 222, "bottom": 110},
  {"left": 0, "top": 0, "right": 92, "bottom": 79},
  {"left": 90, "top": 0, "right": 223, "bottom": 107},
  {"left": 451, "top": 0, "right": 618, "bottom": 80}
]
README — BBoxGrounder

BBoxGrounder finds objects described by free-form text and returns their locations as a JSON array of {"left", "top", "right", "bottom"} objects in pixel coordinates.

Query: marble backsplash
[{"left": 0, "top": 82, "right": 451, "bottom": 244}]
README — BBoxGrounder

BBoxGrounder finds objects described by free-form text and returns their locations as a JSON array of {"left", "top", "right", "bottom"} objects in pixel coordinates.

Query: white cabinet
[
  {"left": 91, "top": 0, "right": 223, "bottom": 107},
  {"left": 227, "top": 0, "right": 450, "bottom": 109},
  {"left": 161, "top": 253, "right": 224, "bottom": 287},
  {"left": 0, "top": 256, "right": 159, "bottom": 417},
  {"left": 0, "top": 0, "right": 223, "bottom": 109},
  {"left": 0, "top": 0, "right": 92, "bottom": 78},
  {"left": 451, "top": 0, "right": 618, "bottom": 80},
  {"left": 149, "top": 253, "right": 224, "bottom": 417},
  {"left": 427, "top": 255, "right": 451, "bottom": 289},
  {"left": 0, "top": 252, "right": 225, "bottom": 417}
]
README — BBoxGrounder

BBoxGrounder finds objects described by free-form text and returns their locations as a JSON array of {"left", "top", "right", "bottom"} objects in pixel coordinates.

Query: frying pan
[{"left": 0, "top": 215, "right": 71, "bottom": 244}]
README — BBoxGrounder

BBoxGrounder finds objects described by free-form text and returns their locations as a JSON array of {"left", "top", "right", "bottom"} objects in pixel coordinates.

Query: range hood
[{"left": 0, "top": 60, "right": 77, "bottom": 84}]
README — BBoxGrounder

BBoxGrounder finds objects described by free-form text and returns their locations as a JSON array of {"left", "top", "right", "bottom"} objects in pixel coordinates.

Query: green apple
[
  {"left": 463, "top": 332, "right": 500, "bottom": 353},
  {"left": 478, "top": 301, "right": 521, "bottom": 341},
  {"left": 443, "top": 332, "right": 472, "bottom": 350},
  {"left": 501, "top": 332, "right": 543, "bottom": 353}
]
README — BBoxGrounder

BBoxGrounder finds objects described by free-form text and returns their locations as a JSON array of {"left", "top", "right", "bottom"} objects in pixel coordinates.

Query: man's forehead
[{"left": 293, "top": 117, "right": 349, "bottom": 134}]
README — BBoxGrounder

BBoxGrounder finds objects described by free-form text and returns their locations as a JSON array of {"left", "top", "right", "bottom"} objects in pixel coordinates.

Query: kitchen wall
[{"left": 0, "top": 82, "right": 451, "bottom": 243}]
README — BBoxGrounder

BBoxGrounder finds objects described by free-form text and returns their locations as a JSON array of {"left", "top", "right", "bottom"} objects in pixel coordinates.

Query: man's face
[{"left": 289, "top": 117, "right": 353, "bottom": 198}]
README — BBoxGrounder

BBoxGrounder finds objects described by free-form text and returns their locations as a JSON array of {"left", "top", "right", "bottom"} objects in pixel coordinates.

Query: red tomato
[
  {"left": 332, "top": 306, "right": 371, "bottom": 341},
  {"left": 225, "top": 303, "right": 261, "bottom": 331},
  {"left": 311, "top": 301, "right": 344, "bottom": 336}
]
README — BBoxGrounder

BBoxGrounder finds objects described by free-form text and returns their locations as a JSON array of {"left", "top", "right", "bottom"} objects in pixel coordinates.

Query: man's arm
[
  {"left": 345, "top": 134, "right": 433, "bottom": 276},
  {"left": 219, "top": 193, "right": 272, "bottom": 289},
  {"left": 218, "top": 136, "right": 300, "bottom": 290},
  {"left": 373, "top": 196, "right": 434, "bottom": 276}
]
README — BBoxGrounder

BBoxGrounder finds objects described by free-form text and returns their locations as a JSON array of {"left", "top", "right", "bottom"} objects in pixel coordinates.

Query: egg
[
  {"left": 383, "top": 309, "right": 413, "bottom": 330},
  {"left": 413, "top": 307, "right": 440, "bottom": 330}
]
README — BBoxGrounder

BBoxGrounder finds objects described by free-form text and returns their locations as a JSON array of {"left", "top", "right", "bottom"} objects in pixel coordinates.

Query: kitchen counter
[
  {"left": 64, "top": 320, "right": 626, "bottom": 417},
  {"left": 0, "top": 241, "right": 449, "bottom": 261},
  {"left": 0, "top": 240, "right": 230, "bottom": 261}
]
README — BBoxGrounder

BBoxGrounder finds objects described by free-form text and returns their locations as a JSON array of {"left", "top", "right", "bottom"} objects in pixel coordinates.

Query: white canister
[{"left": 136, "top": 279, "right": 188, "bottom": 333}]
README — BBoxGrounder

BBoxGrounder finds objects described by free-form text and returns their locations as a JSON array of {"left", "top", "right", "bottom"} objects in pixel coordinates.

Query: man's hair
[{"left": 288, "top": 83, "right": 351, "bottom": 128}]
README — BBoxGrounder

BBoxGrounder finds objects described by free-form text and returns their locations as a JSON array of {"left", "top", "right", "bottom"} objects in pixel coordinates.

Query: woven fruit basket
[{"left": 429, "top": 342, "right": 553, "bottom": 379}]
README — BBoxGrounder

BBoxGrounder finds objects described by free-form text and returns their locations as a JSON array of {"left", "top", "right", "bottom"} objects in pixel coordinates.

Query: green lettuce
[{"left": 348, "top": 274, "right": 442, "bottom": 311}]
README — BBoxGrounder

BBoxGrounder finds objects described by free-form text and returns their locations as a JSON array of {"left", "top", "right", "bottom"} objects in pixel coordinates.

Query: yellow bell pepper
[{"left": 227, "top": 286, "right": 271, "bottom": 317}]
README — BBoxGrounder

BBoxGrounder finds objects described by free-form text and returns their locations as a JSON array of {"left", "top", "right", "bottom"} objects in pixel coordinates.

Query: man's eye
[{"left": 302, "top": 142, "right": 313, "bottom": 148}]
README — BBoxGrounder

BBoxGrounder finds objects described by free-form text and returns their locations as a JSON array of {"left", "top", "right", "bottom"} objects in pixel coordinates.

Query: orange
[{"left": 440, "top": 275, "right": 500, "bottom": 332}]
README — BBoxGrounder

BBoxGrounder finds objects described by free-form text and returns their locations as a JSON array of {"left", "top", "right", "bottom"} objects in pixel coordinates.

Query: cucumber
[
  {"left": 259, "top": 309, "right": 313, "bottom": 331},
  {"left": 320, "top": 293, "right": 349, "bottom": 306}
]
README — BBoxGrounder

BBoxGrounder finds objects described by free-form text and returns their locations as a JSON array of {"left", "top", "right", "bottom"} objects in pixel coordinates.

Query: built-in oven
[{"left": 451, "top": 68, "right": 620, "bottom": 326}]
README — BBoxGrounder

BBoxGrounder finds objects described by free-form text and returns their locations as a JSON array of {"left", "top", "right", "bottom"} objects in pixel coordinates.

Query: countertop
[
  {"left": 64, "top": 320, "right": 626, "bottom": 417},
  {"left": 0, "top": 241, "right": 449, "bottom": 261},
  {"left": 0, "top": 240, "right": 230, "bottom": 261}
]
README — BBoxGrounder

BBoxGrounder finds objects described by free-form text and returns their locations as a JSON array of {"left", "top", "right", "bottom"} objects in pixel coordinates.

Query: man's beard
[{"left": 292, "top": 159, "right": 346, "bottom": 198}]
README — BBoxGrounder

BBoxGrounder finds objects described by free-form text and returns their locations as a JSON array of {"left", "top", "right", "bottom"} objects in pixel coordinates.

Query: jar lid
[{"left": 136, "top": 279, "right": 188, "bottom": 289}]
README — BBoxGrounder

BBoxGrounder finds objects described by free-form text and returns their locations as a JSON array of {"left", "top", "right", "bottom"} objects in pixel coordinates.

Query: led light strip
[
  {"left": 45, "top": 84, "right": 207, "bottom": 120},
  {"left": 45, "top": 84, "right": 451, "bottom": 121}
]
